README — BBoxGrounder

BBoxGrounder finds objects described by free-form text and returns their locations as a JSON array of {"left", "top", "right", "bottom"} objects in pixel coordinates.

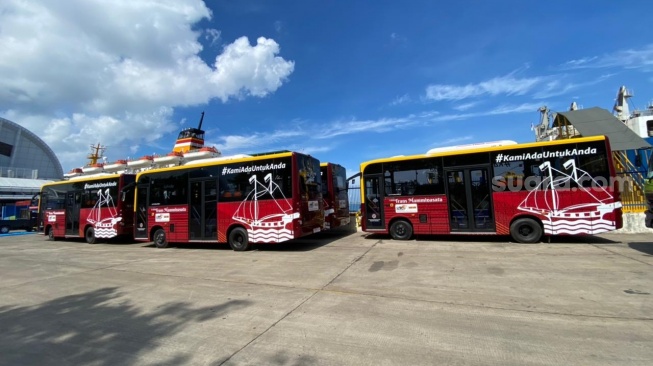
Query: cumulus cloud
[
  {"left": 0, "top": 0, "right": 294, "bottom": 169},
  {"left": 424, "top": 74, "right": 543, "bottom": 101}
]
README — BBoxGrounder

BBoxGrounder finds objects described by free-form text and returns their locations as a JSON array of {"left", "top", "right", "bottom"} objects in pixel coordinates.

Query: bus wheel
[
  {"left": 85, "top": 227, "right": 98, "bottom": 244},
  {"left": 510, "top": 218, "right": 542, "bottom": 244},
  {"left": 48, "top": 228, "right": 56, "bottom": 241},
  {"left": 153, "top": 229, "right": 169, "bottom": 248},
  {"left": 390, "top": 220, "right": 413, "bottom": 240},
  {"left": 0, "top": 226, "right": 9, "bottom": 234},
  {"left": 228, "top": 227, "right": 251, "bottom": 251}
]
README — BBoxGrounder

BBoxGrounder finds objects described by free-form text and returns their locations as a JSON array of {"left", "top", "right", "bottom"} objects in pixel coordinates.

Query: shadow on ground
[
  {"left": 166, "top": 228, "right": 354, "bottom": 252},
  {"left": 0, "top": 287, "right": 251, "bottom": 365},
  {"left": 628, "top": 242, "right": 653, "bottom": 256},
  {"left": 363, "top": 233, "right": 621, "bottom": 244},
  {"left": 154, "top": 221, "right": 359, "bottom": 252}
]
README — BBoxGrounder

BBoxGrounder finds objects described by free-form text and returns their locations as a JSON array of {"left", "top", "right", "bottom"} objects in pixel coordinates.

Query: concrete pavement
[{"left": 0, "top": 229, "right": 651, "bottom": 365}]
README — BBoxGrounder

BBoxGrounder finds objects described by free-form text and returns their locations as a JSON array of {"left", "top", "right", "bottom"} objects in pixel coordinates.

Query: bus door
[
  {"left": 445, "top": 166, "right": 495, "bottom": 232},
  {"left": 189, "top": 179, "right": 218, "bottom": 240},
  {"left": 363, "top": 174, "right": 385, "bottom": 230},
  {"left": 65, "top": 191, "right": 82, "bottom": 235},
  {"left": 134, "top": 185, "right": 149, "bottom": 240}
]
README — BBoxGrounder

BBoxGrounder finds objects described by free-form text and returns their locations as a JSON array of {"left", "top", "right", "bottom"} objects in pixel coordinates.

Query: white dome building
[{"left": 0, "top": 117, "right": 62, "bottom": 218}]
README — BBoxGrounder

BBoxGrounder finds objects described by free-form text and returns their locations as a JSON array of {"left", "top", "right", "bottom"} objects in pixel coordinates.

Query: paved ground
[{"left": 0, "top": 227, "right": 651, "bottom": 366}]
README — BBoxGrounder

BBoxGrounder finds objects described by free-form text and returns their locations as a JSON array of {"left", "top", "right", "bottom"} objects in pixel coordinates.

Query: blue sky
[{"left": 2, "top": 1, "right": 653, "bottom": 178}]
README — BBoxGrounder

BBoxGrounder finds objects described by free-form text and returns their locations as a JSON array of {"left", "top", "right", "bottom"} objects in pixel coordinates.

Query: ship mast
[
  {"left": 613, "top": 85, "right": 632, "bottom": 122},
  {"left": 87, "top": 143, "right": 106, "bottom": 165}
]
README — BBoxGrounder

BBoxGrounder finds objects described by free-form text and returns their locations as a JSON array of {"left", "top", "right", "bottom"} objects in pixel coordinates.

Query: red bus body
[
  {"left": 39, "top": 174, "right": 136, "bottom": 243},
  {"left": 320, "top": 162, "right": 350, "bottom": 229},
  {"left": 360, "top": 136, "right": 622, "bottom": 243},
  {"left": 133, "top": 151, "right": 323, "bottom": 250}
]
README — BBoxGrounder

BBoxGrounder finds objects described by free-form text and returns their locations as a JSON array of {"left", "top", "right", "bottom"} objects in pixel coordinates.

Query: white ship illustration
[
  {"left": 518, "top": 159, "right": 622, "bottom": 235},
  {"left": 86, "top": 188, "right": 122, "bottom": 238},
  {"left": 232, "top": 173, "right": 299, "bottom": 242}
]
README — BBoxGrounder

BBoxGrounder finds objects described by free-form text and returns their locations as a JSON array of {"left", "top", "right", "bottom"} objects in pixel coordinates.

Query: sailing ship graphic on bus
[
  {"left": 232, "top": 173, "right": 300, "bottom": 242},
  {"left": 518, "top": 159, "right": 622, "bottom": 235},
  {"left": 87, "top": 188, "right": 122, "bottom": 238}
]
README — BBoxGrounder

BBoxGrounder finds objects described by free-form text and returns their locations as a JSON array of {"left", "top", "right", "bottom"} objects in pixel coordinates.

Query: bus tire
[
  {"left": 153, "top": 229, "right": 169, "bottom": 248},
  {"left": 390, "top": 219, "right": 413, "bottom": 240},
  {"left": 228, "top": 227, "right": 251, "bottom": 251},
  {"left": 510, "top": 218, "right": 542, "bottom": 244},
  {"left": 85, "top": 227, "right": 98, "bottom": 244},
  {"left": 0, "top": 226, "right": 9, "bottom": 234},
  {"left": 48, "top": 228, "right": 56, "bottom": 241}
]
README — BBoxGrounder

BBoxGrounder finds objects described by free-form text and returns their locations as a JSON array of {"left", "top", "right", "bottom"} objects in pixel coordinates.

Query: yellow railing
[{"left": 612, "top": 151, "right": 647, "bottom": 213}]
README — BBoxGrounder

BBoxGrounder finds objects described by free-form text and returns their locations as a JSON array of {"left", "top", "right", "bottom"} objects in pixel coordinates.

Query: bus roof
[
  {"left": 135, "top": 150, "right": 299, "bottom": 179},
  {"left": 360, "top": 135, "right": 609, "bottom": 171},
  {"left": 425, "top": 140, "right": 517, "bottom": 154},
  {"left": 40, "top": 173, "right": 126, "bottom": 188}
]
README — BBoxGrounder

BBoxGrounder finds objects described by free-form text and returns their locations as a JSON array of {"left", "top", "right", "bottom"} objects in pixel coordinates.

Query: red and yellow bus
[
  {"left": 39, "top": 173, "right": 136, "bottom": 243},
  {"left": 133, "top": 150, "right": 323, "bottom": 250},
  {"left": 360, "top": 136, "right": 622, "bottom": 243},
  {"left": 320, "top": 162, "right": 350, "bottom": 229}
]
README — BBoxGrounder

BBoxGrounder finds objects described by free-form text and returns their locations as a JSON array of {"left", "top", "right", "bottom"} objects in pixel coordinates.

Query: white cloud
[
  {"left": 389, "top": 32, "right": 407, "bottom": 44},
  {"left": 488, "top": 103, "right": 545, "bottom": 115},
  {"left": 431, "top": 135, "right": 474, "bottom": 147},
  {"left": 316, "top": 117, "right": 419, "bottom": 139},
  {"left": 424, "top": 74, "right": 543, "bottom": 101},
  {"left": 0, "top": 0, "right": 294, "bottom": 168},
  {"left": 453, "top": 102, "right": 479, "bottom": 111},
  {"left": 200, "top": 100, "right": 542, "bottom": 158},
  {"left": 274, "top": 21, "right": 283, "bottom": 33},
  {"left": 204, "top": 29, "right": 222, "bottom": 46},
  {"left": 390, "top": 94, "right": 411, "bottom": 106},
  {"left": 562, "top": 44, "right": 653, "bottom": 70},
  {"left": 533, "top": 74, "right": 614, "bottom": 99},
  {"left": 290, "top": 145, "right": 334, "bottom": 155},
  {"left": 209, "top": 36, "right": 295, "bottom": 101},
  {"left": 211, "top": 129, "right": 306, "bottom": 153}
]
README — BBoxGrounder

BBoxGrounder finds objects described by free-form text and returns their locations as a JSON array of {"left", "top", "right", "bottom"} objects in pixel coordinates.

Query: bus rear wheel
[
  {"left": 229, "top": 227, "right": 251, "bottom": 251},
  {"left": 390, "top": 220, "right": 413, "bottom": 240},
  {"left": 85, "top": 227, "right": 97, "bottom": 244},
  {"left": 0, "top": 226, "right": 9, "bottom": 234},
  {"left": 510, "top": 218, "right": 542, "bottom": 244},
  {"left": 48, "top": 228, "right": 56, "bottom": 241},
  {"left": 153, "top": 229, "right": 169, "bottom": 248}
]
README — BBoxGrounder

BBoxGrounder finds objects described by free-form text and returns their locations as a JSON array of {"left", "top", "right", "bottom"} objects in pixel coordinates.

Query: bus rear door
[
  {"left": 65, "top": 191, "right": 81, "bottom": 236},
  {"left": 134, "top": 185, "right": 149, "bottom": 240},
  {"left": 363, "top": 174, "right": 385, "bottom": 230},
  {"left": 189, "top": 179, "right": 218, "bottom": 240},
  {"left": 444, "top": 166, "right": 495, "bottom": 232}
]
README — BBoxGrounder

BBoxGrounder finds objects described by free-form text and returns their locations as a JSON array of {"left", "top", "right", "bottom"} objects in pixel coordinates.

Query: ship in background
[
  {"left": 532, "top": 85, "right": 653, "bottom": 142},
  {"left": 64, "top": 112, "right": 222, "bottom": 178},
  {"left": 612, "top": 86, "right": 653, "bottom": 139},
  {"left": 530, "top": 86, "right": 653, "bottom": 218}
]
